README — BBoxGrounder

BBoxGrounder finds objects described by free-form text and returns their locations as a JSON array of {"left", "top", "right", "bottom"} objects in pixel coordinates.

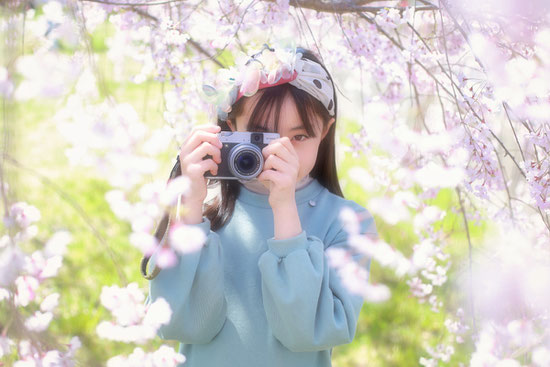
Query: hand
[
  {"left": 258, "top": 136, "right": 300, "bottom": 209},
  {"left": 178, "top": 125, "right": 222, "bottom": 220}
]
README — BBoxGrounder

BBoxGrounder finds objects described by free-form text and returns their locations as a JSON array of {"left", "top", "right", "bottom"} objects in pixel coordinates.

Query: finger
[
  {"left": 258, "top": 169, "right": 290, "bottom": 188},
  {"left": 263, "top": 154, "right": 293, "bottom": 175},
  {"left": 257, "top": 168, "right": 279, "bottom": 185},
  {"left": 190, "top": 124, "right": 221, "bottom": 135},
  {"left": 185, "top": 124, "right": 221, "bottom": 148},
  {"left": 184, "top": 141, "right": 222, "bottom": 166},
  {"left": 278, "top": 136, "right": 297, "bottom": 156},
  {"left": 181, "top": 129, "right": 223, "bottom": 157},
  {"left": 262, "top": 139, "right": 296, "bottom": 164},
  {"left": 186, "top": 158, "right": 218, "bottom": 178}
]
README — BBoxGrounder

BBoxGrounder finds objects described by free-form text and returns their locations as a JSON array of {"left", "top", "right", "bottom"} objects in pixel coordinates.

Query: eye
[{"left": 292, "top": 134, "right": 309, "bottom": 142}]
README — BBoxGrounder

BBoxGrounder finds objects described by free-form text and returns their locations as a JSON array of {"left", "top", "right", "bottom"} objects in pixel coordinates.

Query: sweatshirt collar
[{"left": 237, "top": 177, "right": 325, "bottom": 208}]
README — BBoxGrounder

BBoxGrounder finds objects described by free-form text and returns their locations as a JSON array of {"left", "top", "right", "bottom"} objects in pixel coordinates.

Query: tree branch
[
  {"left": 79, "top": 0, "right": 438, "bottom": 13},
  {"left": 455, "top": 187, "right": 478, "bottom": 338}
]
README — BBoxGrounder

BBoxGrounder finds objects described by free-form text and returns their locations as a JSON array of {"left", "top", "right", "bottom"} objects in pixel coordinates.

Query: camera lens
[
  {"left": 236, "top": 152, "right": 257, "bottom": 174},
  {"left": 228, "top": 143, "right": 263, "bottom": 180}
]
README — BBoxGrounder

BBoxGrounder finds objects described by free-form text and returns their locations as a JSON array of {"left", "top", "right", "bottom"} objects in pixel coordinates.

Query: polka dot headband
[{"left": 201, "top": 44, "right": 336, "bottom": 121}]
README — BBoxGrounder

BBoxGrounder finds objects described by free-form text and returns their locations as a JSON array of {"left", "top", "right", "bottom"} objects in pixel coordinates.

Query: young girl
[{"left": 142, "top": 44, "right": 378, "bottom": 367}]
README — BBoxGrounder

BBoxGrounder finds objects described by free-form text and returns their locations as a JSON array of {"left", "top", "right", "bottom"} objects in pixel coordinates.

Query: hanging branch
[
  {"left": 79, "top": 0, "right": 439, "bottom": 13},
  {"left": 456, "top": 187, "right": 478, "bottom": 338}
]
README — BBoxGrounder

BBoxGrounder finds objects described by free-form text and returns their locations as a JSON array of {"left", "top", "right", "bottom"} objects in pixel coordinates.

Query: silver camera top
[{"left": 218, "top": 131, "right": 280, "bottom": 144}]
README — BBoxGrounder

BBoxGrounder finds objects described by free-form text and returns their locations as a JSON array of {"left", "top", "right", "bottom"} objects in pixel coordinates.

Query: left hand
[{"left": 258, "top": 136, "right": 300, "bottom": 209}]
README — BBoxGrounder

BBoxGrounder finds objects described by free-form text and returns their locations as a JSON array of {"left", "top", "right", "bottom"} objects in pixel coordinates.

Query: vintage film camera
[{"left": 204, "top": 131, "right": 280, "bottom": 180}]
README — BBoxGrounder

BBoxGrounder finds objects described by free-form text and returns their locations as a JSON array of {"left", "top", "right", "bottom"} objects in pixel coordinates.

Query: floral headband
[{"left": 201, "top": 44, "right": 335, "bottom": 121}]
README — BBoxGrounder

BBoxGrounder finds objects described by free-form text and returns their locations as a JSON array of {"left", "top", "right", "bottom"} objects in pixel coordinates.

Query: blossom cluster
[
  {"left": 1, "top": 199, "right": 78, "bottom": 364},
  {"left": 97, "top": 283, "right": 185, "bottom": 365}
]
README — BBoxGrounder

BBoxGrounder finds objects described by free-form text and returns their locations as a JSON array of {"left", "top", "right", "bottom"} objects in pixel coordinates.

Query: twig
[
  {"left": 435, "top": 82, "right": 448, "bottom": 129},
  {"left": 494, "top": 145, "right": 514, "bottom": 222},
  {"left": 455, "top": 187, "right": 478, "bottom": 338},
  {"left": 503, "top": 102, "right": 526, "bottom": 163}
]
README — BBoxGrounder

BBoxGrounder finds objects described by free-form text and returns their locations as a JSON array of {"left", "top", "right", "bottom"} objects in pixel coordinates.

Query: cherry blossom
[{"left": 97, "top": 283, "right": 172, "bottom": 344}]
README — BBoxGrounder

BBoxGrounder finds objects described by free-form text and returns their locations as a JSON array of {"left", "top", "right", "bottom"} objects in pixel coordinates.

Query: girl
[{"left": 142, "top": 44, "right": 378, "bottom": 367}]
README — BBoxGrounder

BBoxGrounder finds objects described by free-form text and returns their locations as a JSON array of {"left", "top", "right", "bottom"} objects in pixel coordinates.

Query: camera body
[{"left": 204, "top": 131, "right": 280, "bottom": 180}]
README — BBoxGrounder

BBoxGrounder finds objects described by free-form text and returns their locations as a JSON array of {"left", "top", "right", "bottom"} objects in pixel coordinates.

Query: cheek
[{"left": 294, "top": 141, "right": 321, "bottom": 173}]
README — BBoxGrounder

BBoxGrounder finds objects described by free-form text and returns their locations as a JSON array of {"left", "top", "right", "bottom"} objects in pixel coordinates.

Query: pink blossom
[
  {"left": 44, "top": 231, "right": 72, "bottom": 258},
  {"left": 24, "top": 251, "right": 63, "bottom": 280},
  {"left": 368, "top": 196, "right": 410, "bottom": 225},
  {"left": 338, "top": 207, "right": 361, "bottom": 235},
  {"left": 106, "top": 345, "right": 185, "bottom": 367},
  {"left": 6, "top": 202, "right": 41, "bottom": 229},
  {"left": 0, "top": 66, "right": 14, "bottom": 97},
  {"left": 40, "top": 293, "right": 60, "bottom": 312},
  {"left": 533, "top": 346, "right": 550, "bottom": 366},
  {"left": 130, "top": 232, "right": 158, "bottom": 257},
  {"left": 160, "top": 175, "right": 191, "bottom": 207},
  {"left": 169, "top": 222, "right": 206, "bottom": 255},
  {"left": 14, "top": 275, "right": 40, "bottom": 307},
  {"left": 0, "top": 336, "right": 13, "bottom": 358},
  {"left": 414, "top": 162, "right": 466, "bottom": 189},
  {"left": 155, "top": 247, "right": 178, "bottom": 268},
  {"left": 240, "top": 66, "right": 262, "bottom": 97},
  {"left": 24, "top": 311, "right": 53, "bottom": 332},
  {"left": 98, "top": 284, "right": 172, "bottom": 344},
  {"left": 0, "top": 245, "right": 26, "bottom": 287}
]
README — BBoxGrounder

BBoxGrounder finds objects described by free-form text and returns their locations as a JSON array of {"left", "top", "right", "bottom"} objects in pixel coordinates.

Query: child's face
[{"left": 226, "top": 91, "right": 335, "bottom": 185}]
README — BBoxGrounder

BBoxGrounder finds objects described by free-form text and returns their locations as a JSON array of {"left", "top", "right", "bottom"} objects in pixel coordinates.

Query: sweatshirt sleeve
[
  {"left": 257, "top": 207, "right": 377, "bottom": 353},
  {"left": 146, "top": 216, "right": 227, "bottom": 344}
]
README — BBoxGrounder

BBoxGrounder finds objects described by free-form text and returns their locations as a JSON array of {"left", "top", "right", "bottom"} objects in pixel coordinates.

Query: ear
[
  {"left": 321, "top": 117, "right": 335, "bottom": 140},
  {"left": 226, "top": 119, "right": 236, "bottom": 132}
]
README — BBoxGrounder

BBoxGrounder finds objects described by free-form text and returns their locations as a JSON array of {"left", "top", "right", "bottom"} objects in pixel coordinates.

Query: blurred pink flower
[
  {"left": 14, "top": 275, "right": 39, "bottom": 307},
  {"left": 40, "top": 293, "right": 60, "bottom": 312},
  {"left": 130, "top": 232, "right": 158, "bottom": 257},
  {"left": 240, "top": 66, "right": 262, "bottom": 97},
  {"left": 107, "top": 345, "right": 185, "bottom": 367},
  {"left": 0, "top": 245, "right": 25, "bottom": 287},
  {"left": 161, "top": 175, "right": 191, "bottom": 207},
  {"left": 169, "top": 222, "right": 206, "bottom": 255},
  {"left": 24, "top": 311, "right": 53, "bottom": 332},
  {"left": 97, "top": 283, "right": 172, "bottom": 344},
  {"left": 44, "top": 231, "right": 72, "bottom": 258},
  {"left": 156, "top": 247, "right": 178, "bottom": 268},
  {"left": 6, "top": 202, "right": 41, "bottom": 229}
]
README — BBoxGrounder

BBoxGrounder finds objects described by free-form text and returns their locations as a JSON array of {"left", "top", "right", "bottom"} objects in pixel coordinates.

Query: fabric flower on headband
[{"left": 201, "top": 44, "right": 335, "bottom": 121}]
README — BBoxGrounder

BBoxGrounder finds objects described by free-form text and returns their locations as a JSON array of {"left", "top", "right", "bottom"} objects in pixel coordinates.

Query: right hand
[{"left": 178, "top": 124, "right": 223, "bottom": 208}]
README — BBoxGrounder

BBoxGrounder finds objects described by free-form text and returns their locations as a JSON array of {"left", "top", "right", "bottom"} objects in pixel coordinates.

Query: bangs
[{"left": 244, "top": 84, "right": 326, "bottom": 137}]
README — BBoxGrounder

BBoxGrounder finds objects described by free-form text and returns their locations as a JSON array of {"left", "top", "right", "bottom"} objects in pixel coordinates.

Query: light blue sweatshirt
[{"left": 147, "top": 178, "right": 378, "bottom": 367}]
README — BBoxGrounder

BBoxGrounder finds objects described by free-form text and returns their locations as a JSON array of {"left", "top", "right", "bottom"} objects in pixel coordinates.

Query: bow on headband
[{"left": 201, "top": 44, "right": 335, "bottom": 121}]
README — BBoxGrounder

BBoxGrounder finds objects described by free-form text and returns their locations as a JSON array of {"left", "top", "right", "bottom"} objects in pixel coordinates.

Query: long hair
[{"left": 141, "top": 47, "right": 341, "bottom": 279}]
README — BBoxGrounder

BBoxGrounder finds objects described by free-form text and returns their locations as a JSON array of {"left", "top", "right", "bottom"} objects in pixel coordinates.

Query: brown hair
[{"left": 141, "top": 47, "right": 342, "bottom": 279}]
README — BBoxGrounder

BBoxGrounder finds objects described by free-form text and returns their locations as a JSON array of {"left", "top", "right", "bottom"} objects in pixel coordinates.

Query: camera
[{"left": 204, "top": 131, "right": 280, "bottom": 180}]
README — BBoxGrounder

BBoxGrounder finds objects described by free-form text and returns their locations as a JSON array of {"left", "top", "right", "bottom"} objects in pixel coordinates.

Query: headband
[{"left": 201, "top": 44, "right": 335, "bottom": 121}]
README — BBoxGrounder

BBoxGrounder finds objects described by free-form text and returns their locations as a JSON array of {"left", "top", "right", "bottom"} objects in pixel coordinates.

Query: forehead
[{"left": 238, "top": 91, "right": 322, "bottom": 132}]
